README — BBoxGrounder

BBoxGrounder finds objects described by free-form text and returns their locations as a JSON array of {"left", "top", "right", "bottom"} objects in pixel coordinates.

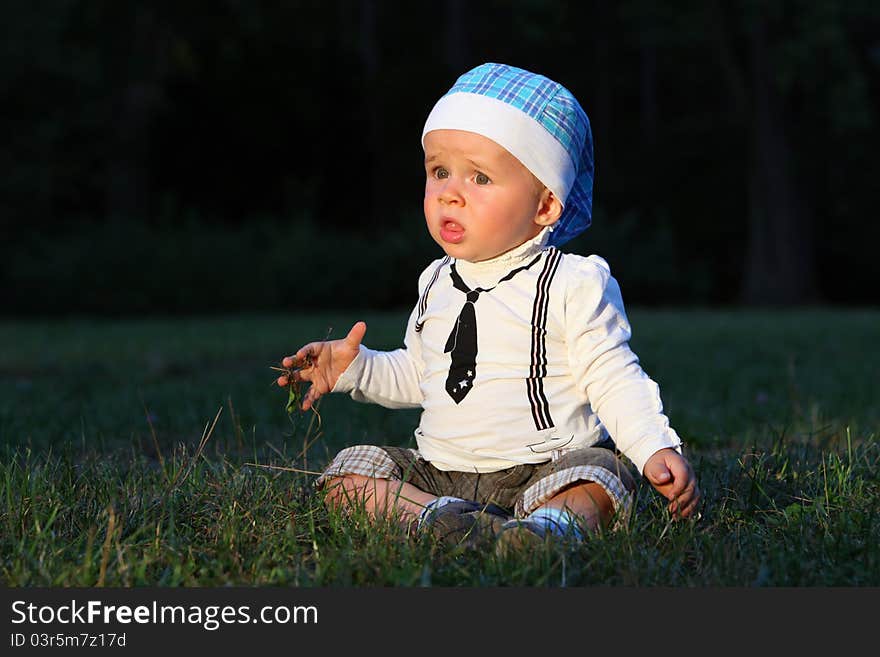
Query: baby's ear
[{"left": 535, "top": 188, "right": 564, "bottom": 227}]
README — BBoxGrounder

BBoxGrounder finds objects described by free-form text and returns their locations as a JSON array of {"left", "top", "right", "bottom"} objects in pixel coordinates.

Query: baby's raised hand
[
  {"left": 643, "top": 447, "right": 701, "bottom": 519},
  {"left": 276, "top": 321, "right": 367, "bottom": 411}
]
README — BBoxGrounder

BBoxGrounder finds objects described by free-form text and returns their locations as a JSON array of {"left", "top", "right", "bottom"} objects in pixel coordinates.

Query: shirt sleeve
[
  {"left": 564, "top": 255, "right": 683, "bottom": 475},
  {"left": 329, "top": 262, "right": 439, "bottom": 409}
]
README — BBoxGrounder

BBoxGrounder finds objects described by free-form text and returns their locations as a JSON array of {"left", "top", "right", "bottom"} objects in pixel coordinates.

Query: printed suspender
[
  {"left": 415, "top": 256, "right": 450, "bottom": 333},
  {"left": 527, "top": 247, "right": 562, "bottom": 430}
]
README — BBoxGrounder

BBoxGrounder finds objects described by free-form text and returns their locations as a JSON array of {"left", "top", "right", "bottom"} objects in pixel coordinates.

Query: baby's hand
[
  {"left": 643, "top": 448, "right": 701, "bottom": 519},
  {"left": 276, "top": 321, "right": 367, "bottom": 411}
]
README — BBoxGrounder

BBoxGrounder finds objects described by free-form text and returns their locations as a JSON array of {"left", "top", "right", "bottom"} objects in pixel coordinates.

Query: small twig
[
  {"left": 141, "top": 397, "right": 165, "bottom": 472},
  {"left": 244, "top": 462, "right": 324, "bottom": 476},
  {"left": 97, "top": 506, "right": 117, "bottom": 587},
  {"left": 163, "top": 406, "right": 222, "bottom": 495},
  {"left": 195, "top": 405, "right": 222, "bottom": 462}
]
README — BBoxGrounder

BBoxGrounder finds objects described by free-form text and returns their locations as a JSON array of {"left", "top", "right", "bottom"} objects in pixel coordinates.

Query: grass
[{"left": 1, "top": 309, "right": 878, "bottom": 586}]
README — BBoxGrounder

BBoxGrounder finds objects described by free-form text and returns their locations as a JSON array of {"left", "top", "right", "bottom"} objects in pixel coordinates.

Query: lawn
[{"left": 1, "top": 309, "right": 878, "bottom": 586}]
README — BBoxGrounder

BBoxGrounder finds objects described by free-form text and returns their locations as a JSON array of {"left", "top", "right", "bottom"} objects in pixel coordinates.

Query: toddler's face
[{"left": 423, "top": 129, "right": 559, "bottom": 262}]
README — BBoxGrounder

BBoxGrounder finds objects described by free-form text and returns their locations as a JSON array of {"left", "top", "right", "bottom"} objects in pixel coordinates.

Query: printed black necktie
[{"left": 444, "top": 265, "right": 482, "bottom": 403}]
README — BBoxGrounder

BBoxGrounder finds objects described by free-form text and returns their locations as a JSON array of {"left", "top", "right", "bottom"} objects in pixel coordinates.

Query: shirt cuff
[
  {"left": 330, "top": 344, "right": 370, "bottom": 394},
  {"left": 626, "top": 431, "right": 684, "bottom": 476}
]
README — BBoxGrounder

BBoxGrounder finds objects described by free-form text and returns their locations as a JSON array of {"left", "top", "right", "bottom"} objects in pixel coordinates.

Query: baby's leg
[
  {"left": 316, "top": 445, "right": 511, "bottom": 542},
  {"left": 540, "top": 481, "right": 614, "bottom": 532},
  {"left": 322, "top": 474, "right": 437, "bottom": 529},
  {"left": 316, "top": 445, "right": 443, "bottom": 531},
  {"left": 496, "top": 445, "right": 635, "bottom": 553}
]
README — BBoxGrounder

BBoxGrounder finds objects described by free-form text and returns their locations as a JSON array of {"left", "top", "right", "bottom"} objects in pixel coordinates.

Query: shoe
[
  {"left": 495, "top": 516, "right": 589, "bottom": 558},
  {"left": 494, "top": 518, "right": 548, "bottom": 558},
  {"left": 421, "top": 500, "right": 511, "bottom": 547}
]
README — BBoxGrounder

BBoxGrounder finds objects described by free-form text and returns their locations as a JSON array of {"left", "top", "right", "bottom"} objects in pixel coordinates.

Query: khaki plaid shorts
[{"left": 315, "top": 440, "right": 636, "bottom": 521}]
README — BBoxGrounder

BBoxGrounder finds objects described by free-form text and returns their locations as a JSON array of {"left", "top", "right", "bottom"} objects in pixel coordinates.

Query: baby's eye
[
  {"left": 434, "top": 167, "right": 449, "bottom": 179},
  {"left": 474, "top": 172, "right": 491, "bottom": 185}
]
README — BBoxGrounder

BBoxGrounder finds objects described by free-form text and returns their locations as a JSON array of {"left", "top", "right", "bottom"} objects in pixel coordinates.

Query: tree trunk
[
  {"left": 742, "top": 11, "right": 817, "bottom": 305},
  {"left": 359, "top": 0, "right": 385, "bottom": 228},
  {"left": 104, "top": 5, "right": 166, "bottom": 224},
  {"left": 709, "top": 1, "right": 817, "bottom": 305},
  {"left": 444, "top": 0, "right": 467, "bottom": 75},
  {"left": 639, "top": 36, "right": 658, "bottom": 149},
  {"left": 593, "top": 0, "right": 613, "bottom": 186}
]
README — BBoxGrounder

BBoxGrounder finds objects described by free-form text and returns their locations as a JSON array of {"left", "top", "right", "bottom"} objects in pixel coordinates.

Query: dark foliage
[{"left": 3, "top": 1, "right": 879, "bottom": 313}]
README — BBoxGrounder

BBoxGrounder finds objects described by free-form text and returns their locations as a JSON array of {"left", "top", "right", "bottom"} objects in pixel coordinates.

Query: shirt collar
[{"left": 454, "top": 227, "right": 551, "bottom": 284}]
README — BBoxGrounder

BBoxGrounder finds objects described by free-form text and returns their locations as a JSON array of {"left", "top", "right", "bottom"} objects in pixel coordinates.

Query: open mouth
[{"left": 440, "top": 220, "right": 464, "bottom": 244}]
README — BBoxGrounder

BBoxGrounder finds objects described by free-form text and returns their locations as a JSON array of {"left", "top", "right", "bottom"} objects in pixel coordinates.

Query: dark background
[{"left": 3, "top": 0, "right": 879, "bottom": 316}]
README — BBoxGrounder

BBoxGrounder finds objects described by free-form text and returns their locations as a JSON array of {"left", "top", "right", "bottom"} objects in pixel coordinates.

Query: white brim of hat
[{"left": 421, "top": 92, "right": 576, "bottom": 206}]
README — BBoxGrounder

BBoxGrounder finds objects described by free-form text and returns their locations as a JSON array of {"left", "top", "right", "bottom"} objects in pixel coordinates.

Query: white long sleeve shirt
[{"left": 332, "top": 229, "right": 682, "bottom": 475}]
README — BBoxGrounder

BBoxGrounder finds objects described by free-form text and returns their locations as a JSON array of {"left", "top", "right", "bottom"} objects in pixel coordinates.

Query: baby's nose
[{"left": 438, "top": 179, "right": 463, "bottom": 203}]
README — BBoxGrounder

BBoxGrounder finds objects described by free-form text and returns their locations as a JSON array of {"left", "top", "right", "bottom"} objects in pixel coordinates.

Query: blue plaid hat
[{"left": 422, "top": 62, "right": 594, "bottom": 247}]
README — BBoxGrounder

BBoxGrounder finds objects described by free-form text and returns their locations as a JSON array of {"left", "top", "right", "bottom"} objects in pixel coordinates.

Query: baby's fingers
[
  {"left": 300, "top": 385, "right": 324, "bottom": 411},
  {"left": 668, "top": 484, "right": 700, "bottom": 518},
  {"left": 282, "top": 342, "right": 321, "bottom": 369},
  {"left": 282, "top": 353, "right": 308, "bottom": 369},
  {"left": 679, "top": 497, "right": 702, "bottom": 519},
  {"left": 276, "top": 364, "right": 310, "bottom": 387},
  {"left": 670, "top": 496, "right": 701, "bottom": 519}
]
